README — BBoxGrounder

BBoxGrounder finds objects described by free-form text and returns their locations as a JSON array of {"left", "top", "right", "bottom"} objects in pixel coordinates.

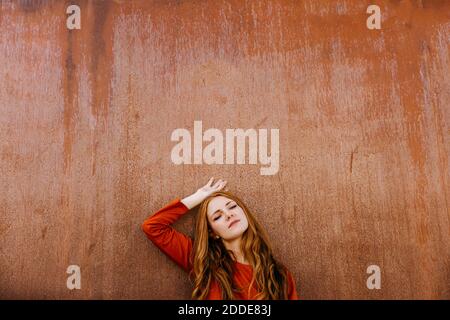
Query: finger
[
  {"left": 216, "top": 180, "right": 226, "bottom": 191},
  {"left": 213, "top": 179, "right": 222, "bottom": 188},
  {"left": 207, "top": 177, "right": 214, "bottom": 186}
]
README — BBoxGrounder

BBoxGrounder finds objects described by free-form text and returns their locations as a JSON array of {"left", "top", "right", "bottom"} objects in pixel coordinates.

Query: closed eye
[{"left": 213, "top": 205, "right": 236, "bottom": 221}]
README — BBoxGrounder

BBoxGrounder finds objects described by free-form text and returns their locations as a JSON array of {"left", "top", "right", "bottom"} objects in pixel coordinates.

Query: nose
[{"left": 225, "top": 210, "right": 235, "bottom": 220}]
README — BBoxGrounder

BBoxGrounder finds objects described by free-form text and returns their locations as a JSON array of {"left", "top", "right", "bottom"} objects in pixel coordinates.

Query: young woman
[{"left": 142, "top": 177, "right": 298, "bottom": 300}]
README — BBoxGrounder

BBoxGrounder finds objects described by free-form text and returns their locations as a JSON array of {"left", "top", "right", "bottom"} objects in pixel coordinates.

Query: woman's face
[{"left": 206, "top": 196, "right": 249, "bottom": 241}]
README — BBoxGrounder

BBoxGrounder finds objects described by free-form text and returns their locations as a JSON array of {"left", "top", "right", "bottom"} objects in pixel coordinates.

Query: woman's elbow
[{"left": 141, "top": 219, "right": 156, "bottom": 237}]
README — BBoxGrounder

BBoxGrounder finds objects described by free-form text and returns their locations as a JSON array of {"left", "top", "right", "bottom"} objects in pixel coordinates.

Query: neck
[{"left": 222, "top": 236, "right": 248, "bottom": 264}]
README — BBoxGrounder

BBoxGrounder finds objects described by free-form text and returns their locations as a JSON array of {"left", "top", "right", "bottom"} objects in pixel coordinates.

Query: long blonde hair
[{"left": 188, "top": 190, "right": 290, "bottom": 299}]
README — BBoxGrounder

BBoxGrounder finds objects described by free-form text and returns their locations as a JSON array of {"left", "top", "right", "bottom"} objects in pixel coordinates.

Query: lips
[{"left": 228, "top": 219, "right": 240, "bottom": 228}]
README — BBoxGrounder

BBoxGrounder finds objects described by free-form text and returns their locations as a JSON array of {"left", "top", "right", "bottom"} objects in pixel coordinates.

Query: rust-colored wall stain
[{"left": 0, "top": 0, "right": 449, "bottom": 299}]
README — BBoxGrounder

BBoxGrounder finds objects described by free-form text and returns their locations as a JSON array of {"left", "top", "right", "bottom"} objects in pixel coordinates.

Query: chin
[{"left": 227, "top": 228, "right": 246, "bottom": 239}]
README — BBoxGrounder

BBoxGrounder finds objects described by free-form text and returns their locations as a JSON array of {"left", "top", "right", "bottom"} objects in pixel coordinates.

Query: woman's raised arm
[
  {"left": 142, "top": 177, "right": 227, "bottom": 272},
  {"left": 142, "top": 197, "right": 194, "bottom": 272}
]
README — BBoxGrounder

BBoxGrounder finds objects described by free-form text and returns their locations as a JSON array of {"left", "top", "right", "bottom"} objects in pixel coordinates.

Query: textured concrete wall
[{"left": 0, "top": 0, "right": 449, "bottom": 299}]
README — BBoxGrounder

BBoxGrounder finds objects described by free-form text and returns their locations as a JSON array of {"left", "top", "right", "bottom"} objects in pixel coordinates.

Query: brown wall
[{"left": 0, "top": 0, "right": 449, "bottom": 299}]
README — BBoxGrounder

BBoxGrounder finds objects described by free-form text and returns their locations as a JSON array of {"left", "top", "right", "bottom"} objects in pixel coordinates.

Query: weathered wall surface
[{"left": 0, "top": 0, "right": 449, "bottom": 299}]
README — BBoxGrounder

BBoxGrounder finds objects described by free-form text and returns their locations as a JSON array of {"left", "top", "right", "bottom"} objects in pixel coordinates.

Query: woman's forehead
[{"left": 207, "top": 196, "right": 234, "bottom": 215}]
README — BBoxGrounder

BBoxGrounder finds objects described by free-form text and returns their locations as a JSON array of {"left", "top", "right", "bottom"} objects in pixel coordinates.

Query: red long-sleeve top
[{"left": 142, "top": 197, "right": 299, "bottom": 300}]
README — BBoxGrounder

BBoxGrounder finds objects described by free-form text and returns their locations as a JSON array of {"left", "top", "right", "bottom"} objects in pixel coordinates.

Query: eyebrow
[{"left": 212, "top": 201, "right": 234, "bottom": 216}]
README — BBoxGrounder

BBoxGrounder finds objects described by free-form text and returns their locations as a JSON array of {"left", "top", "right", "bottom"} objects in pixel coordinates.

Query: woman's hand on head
[
  {"left": 198, "top": 177, "right": 227, "bottom": 197},
  {"left": 181, "top": 177, "right": 228, "bottom": 210}
]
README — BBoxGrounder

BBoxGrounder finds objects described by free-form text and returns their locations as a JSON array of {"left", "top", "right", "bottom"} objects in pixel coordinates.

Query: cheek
[
  {"left": 239, "top": 211, "right": 248, "bottom": 222},
  {"left": 210, "top": 220, "right": 226, "bottom": 233},
  {"left": 240, "top": 214, "right": 249, "bottom": 229}
]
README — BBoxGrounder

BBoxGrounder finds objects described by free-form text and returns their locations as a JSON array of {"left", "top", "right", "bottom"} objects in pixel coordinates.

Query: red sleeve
[
  {"left": 142, "top": 198, "right": 193, "bottom": 273},
  {"left": 287, "top": 270, "right": 299, "bottom": 300}
]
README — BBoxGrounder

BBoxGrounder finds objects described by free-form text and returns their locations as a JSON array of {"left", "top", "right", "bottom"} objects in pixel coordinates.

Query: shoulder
[
  {"left": 284, "top": 267, "right": 299, "bottom": 300},
  {"left": 285, "top": 268, "right": 295, "bottom": 283}
]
